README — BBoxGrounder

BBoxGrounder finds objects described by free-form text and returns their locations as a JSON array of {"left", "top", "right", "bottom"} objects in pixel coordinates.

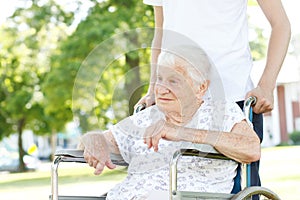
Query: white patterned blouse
[{"left": 107, "top": 101, "right": 245, "bottom": 200}]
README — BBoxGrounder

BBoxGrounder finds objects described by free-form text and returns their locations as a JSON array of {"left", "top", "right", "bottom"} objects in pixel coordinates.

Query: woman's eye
[{"left": 169, "top": 79, "right": 178, "bottom": 85}]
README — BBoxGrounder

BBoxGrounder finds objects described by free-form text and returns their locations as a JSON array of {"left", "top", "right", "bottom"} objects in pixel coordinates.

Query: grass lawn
[
  {"left": 0, "top": 146, "right": 299, "bottom": 199},
  {"left": 259, "top": 145, "right": 300, "bottom": 200},
  {"left": 0, "top": 162, "right": 128, "bottom": 199}
]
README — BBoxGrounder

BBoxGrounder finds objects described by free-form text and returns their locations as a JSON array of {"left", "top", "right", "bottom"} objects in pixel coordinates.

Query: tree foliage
[
  {"left": 44, "top": 0, "right": 154, "bottom": 131},
  {"left": 0, "top": 0, "right": 74, "bottom": 171}
]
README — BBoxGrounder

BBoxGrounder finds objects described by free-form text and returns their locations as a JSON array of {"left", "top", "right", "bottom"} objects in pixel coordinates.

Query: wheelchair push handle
[
  {"left": 244, "top": 96, "right": 257, "bottom": 124},
  {"left": 244, "top": 96, "right": 257, "bottom": 108},
  {"left": 134, "top": 103, "right": 146, "bottom": 114}
]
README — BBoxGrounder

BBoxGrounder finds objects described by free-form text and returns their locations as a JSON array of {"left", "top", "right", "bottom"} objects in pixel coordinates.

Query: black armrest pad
[
  {"left": 180, "top": 149, "right": 231, "bottom": 160},
  {"left": 54, "top": 149, "right": 128, "bottom": 166},
  {"left": 55, "top": 149, "right": 84, "bottom": 158}
]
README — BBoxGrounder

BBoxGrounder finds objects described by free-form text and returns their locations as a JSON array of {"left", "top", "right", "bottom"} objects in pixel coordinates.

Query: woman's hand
[
  {"left": 78, "top": 132, "right": 116, "bottom": 175},
  {"left": 83, "top": 149, "right": 116, "bottom": 175},
  {"left": 143, "top": 120, "right": 182, "bottom": 151}
]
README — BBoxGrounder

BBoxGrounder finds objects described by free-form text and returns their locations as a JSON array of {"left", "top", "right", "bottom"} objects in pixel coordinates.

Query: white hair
[{"left": 157, "top": 45, "right": 212, "bottom": 85}]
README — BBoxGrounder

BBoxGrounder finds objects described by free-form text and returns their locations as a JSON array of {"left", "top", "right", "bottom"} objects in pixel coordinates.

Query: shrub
[{"left": 289, "top": 131, "right": 300, "bottom": 145}]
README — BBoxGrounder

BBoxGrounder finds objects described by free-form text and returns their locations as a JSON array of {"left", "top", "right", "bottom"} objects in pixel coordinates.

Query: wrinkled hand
[
  {"left": 143, "top": 120, "right": 182, "bottom": 151},
  {"left": 78, "top": 132, "right": 116, "bottom": 175},
  {"left": 246, "top": 85, "right": 274, "bottom": 114}
]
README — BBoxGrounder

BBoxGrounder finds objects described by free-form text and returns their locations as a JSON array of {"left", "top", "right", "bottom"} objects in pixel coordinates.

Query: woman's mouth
[{"left": 157, "top": 97, "right": 173, "bottom": 102}]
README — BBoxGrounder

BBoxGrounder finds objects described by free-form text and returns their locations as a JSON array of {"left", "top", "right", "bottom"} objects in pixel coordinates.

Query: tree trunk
[
  {"left": 50, "top": 128, "right": 57, "bottom": 161},
  {"left": 17, "top": 118, "right": 26, "bottom": 172},
  {"left": 125, "top": 53, "right": 142, "bottom": 115}
]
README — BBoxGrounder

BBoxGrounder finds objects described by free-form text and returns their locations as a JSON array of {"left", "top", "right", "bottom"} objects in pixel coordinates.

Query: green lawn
[
  {"left": 259, "top": 145, "right": 300, "bottom": 200},
  {"left": 0, "top": 163, "right": 127, "bottom": 199},
  {"left": 0, "top": 146, "right": 299, "bottom": 199}
]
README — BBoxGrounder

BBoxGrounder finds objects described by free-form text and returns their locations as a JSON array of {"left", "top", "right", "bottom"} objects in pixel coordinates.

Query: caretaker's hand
[
  {"left": 246, "top": 85, "right": 274, "bottom": 114},
  {"left": 134, "top": 92, "right": 155, "bottom": 112},
  {"left": 78, "top": 132, "right": 116, "bottom": 175}
]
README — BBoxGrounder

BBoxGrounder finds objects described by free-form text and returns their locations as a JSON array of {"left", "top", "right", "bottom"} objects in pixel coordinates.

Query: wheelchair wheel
[{"left": 231, "top": 186, "right": 280, "bottom": 200}]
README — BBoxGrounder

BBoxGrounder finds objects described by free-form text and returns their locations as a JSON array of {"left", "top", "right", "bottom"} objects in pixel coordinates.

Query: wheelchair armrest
[
  {"left": 54, "top": 149, "right": 85, "bottom": 163},
  {"left": 51, "top": 149, "right": 127, "bottom": 200},
  {"left": 54, "top": 149, "right": 128, "bottom": 166},
  {"left": 178, "top": 148, "right": 231, "bottom": 160}
]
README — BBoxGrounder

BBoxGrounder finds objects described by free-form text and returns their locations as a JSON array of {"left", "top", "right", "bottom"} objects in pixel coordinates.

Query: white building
[{"left": 252, "top": 55, "right": 300, "bottom": 146}]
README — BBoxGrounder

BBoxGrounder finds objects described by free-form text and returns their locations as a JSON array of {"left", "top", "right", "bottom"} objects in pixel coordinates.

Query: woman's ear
[{"left": 195, "top": 80, "right": 210, "bottom": 100}]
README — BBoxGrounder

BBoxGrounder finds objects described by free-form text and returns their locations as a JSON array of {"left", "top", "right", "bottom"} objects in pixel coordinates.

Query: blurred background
[{"left": 0, "top": 0, "right": 299, "bottom": 199}]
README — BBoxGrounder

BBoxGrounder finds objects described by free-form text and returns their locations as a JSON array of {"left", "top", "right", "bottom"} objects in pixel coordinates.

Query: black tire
[{"left": 231, "top": 186, "right": 280, "bottom": 200}]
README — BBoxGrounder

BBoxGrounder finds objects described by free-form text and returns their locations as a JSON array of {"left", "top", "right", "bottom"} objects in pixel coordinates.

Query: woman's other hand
[{"left": 79, "top": 132, "right": 116, "bottom": 175}]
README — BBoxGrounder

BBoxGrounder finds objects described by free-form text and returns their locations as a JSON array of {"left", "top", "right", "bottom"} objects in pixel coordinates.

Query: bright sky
[
  {"left": 0, "top": 0, "right": 93, "bottom": 26},
  {"left": 0, "top": 0, "right": 19, "bottom": 25}
]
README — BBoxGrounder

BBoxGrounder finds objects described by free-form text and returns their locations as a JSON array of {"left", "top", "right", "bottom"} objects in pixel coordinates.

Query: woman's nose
[{"left": 156, "top": 83, "right": 170, "bottom": 94}]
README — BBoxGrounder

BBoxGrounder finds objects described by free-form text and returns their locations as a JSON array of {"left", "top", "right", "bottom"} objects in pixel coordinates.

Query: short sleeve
[
  {"left": 109, "top": 106, "right": 164, "bottom": 163},
  {"left": 143, "top": 0, "right": 163, "bottom": 6},
  {"left": 222, "top": 102, "right": 247, "bottom": 132}
]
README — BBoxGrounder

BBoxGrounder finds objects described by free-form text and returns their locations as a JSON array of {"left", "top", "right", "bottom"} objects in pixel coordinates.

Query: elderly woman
[{"left": 79, "top": 45, "right": 261, "bottom": 200}]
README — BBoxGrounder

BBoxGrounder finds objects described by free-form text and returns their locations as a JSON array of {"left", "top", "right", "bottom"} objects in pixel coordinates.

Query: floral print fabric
[{"left": 107, "top": 101, "right": 245, "bottom": 199}]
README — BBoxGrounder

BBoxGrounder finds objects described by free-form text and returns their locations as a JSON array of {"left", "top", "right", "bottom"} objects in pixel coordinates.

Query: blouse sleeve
[
  {"left": 143, "top": 0, "right": 163, "bottom": 6},
  {"left": 222, "top": 102, "right": 248, "bottom": 132},
  {"left": 109, "top": 106, "right": 164, "bottom": 163}
]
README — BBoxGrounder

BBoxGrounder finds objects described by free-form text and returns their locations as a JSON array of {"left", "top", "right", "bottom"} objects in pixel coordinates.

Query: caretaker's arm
[
  {"left": 246, "top": 0, "right": 291, "bottom": 114},
  {"left": 134, "top": 6, "right": 163, "bottom": 109}
]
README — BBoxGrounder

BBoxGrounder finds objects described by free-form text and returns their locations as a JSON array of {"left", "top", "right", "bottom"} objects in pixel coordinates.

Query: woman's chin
[{"left": 157, "top": 104, "right": 176, "bottom": 114}]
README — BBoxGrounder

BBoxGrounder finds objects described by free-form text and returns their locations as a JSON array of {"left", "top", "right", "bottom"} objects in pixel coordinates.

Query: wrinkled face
[{"left": 155, "top": 64, "right": 200, "bottom": 115}]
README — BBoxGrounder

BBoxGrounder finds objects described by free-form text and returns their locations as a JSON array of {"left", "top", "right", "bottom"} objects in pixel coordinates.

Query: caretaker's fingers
[
  {"left": 246, "top": 86, "right": 274, "bottom": 114},
  {"left": 145, "top": 94, "right": 155, "bottom": 107},
  {"left": 135, "top": 93, "right": 155, "bottom": 110},
  {"left": 253, "top": 98, "right": 273, "bottom": 114}
]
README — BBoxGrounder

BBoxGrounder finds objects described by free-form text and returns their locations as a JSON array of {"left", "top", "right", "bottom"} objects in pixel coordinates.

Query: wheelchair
[{"left": 50, "top": 97, "right": 280, "bottom": 200}]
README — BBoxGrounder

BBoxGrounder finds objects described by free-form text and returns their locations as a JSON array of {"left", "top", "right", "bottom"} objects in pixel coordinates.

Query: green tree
[
  {"left": 0, "top": 0, "right": 74, "bottom": 170},
  {"left": 44, "top": 0, "right": 154, "bottom": 132},
  {"left": 0, "top": 25, "right": 47, "bottom": 171},
  {"left": 247, "top": 2, "right": 267, "bottom": 60},
  {"left": 249, "top": 26, "right": 267, "bottom": 61}
]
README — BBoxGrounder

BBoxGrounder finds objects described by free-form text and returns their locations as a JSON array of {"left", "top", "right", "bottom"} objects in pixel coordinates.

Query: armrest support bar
[
  {"left": 51, "top": 149, "right": 128, "bottom": 200},
  {"left": 169, "top": 148, "right": 232, "bottom": 199}
]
